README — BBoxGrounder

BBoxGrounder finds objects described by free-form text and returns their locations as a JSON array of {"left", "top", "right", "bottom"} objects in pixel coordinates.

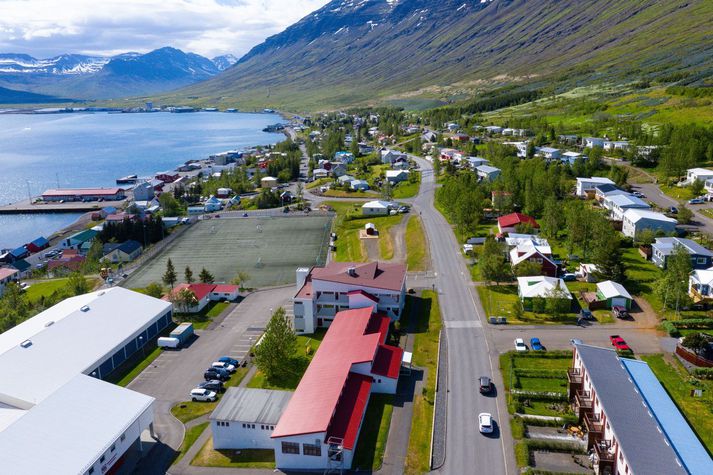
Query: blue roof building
[{"left": 652, "top": 237, "right": 713, "bottom": 269}]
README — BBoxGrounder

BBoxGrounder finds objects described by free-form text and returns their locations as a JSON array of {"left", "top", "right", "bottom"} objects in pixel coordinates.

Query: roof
[
  {"left": 605, "top": 193, "right": 650, "bottom": 209},
  {"left": 362, "top": 200, "right": 391, "bottom": 209},
  {"left": 574, "top": 344, "right": 689, "bottom": 475},
  {"left": 593, "top": 183, "right": 622, "bottom": 195},
  {"left": 623, "top": 208, "right": 677, "bottom": 224},
  {"left": 385, "top": 170, "right": 408, "bottom": 178},
  {"left": 0, "top": 267, "right": 18, "bottom": 280},
  {"left": 577, "top": 176, "right": 614, "bottom": 185},
  {"left": 476, "top": 165, "right": 500, "bottom": 174},
  {"left": 272, "top": 307, "right": 398, "bottom": 446},
  {"left": 309, "top": 261, "right": 406, "bottom": 292},
  {"left": 210, "top": 388, "right": 292, "bottom": 424},
  {"left": 0, "top": 374, "right": 153, "bottom": 475},
  {"left": 510, "top": 247, "right": 554, "bottom": 267},
  {"left": 169, "top": 283, "right": 216, "bottom": 301},
  {"left": 690, "top": 267, "right": 713, "bottom": 286},
  {"left": 10, "top": 247, "right": 27, "bottom": 257},
  {"left": 621, "top": 359, "right": 713, "bottom": 475},
  {"left": 9, "top": 259, "right": 29, "bottom": 272},
  {"left": 517, "top": 276, "right": 572, "bottom": 299},
  {"left": 596, "top": 280, "right": 632, "bottom": 300},
  {"left": 104, "top": 240, "right": 142, "bottom": 256},
  {"left": 687, "top": 168, "right": 713, "bottom": 176},
  {"left": 42, "top": 188, "right": 122, "bottom": 196},
  {"left": 652, "top": 237, "right": 713, "bottom": 257},
  {"left": 498, "top": 212, "right": 539, "bottom": 229},
  {"left": 213, "top": 284, "right": 239, "bottom": 294},
  {"left": 537, "top": 146, "right": 559, "bottom": 153},
  {"left": 372, "top": 345, "right": 403, "bottom": 379},
  {"left": 67, "top": 228, "right": 98, "bottom": 243},
  {"left": 29, "top": 237, "right": 49, "bottom": 247}
]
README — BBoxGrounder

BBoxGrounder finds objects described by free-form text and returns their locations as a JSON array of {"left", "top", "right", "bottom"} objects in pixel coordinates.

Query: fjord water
[{"left": 0, "top": 111, "right": 285, "bottom": 248}]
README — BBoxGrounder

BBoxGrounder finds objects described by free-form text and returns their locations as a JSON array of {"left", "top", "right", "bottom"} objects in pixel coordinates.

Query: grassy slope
[{"left": 405, "top": 216, "right": 429, "bottom": 271}]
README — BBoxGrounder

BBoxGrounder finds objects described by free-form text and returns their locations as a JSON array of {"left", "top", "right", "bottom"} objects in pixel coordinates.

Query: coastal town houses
[
  {"left": 292, "top": 262, "right": 407, "bottom": 334},
  {"left": 602, "top": 193, "right": 651, "bottom": 221},
  {"left": 509, "top": 244, "right": 558, "bottom": 277},
  {"left": 568, "top": 343, "right": 712, "bottom": 475},
  {"left": 576, "top": 177, "right": 615, "bottom": 198},
  {"left": 0, "top": 267, "right": 19, "bottom": 297},
  {"left": 689, "top": 267, "right": 713, "bottom": 301},
  {"left": 651, "top": 237, "right": 713, "bottom": 269},
  {"left": 362, "top": 200, "right": 393, "bottom": 216},
  {"left": 497, "top": 213, "right": 539, "bottom": 234},
  {"left": 621, "top": 209, "right": 677, "bottom": 238},
  {"left": 683, "top": 167, "right": 713, "bottom": 186},
  {"left": 164, "top": 283, "right": 240, "bottom": 313}
]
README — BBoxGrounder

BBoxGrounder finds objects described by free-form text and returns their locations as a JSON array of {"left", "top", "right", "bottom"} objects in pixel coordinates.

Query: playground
[{"left": 123, "top": 215, "right": 332, "bottom": 289}]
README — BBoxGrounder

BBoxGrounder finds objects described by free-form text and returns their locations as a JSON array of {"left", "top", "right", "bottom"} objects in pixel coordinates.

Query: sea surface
[{"left": 0, "top": 111, "right": 285, "bottom": 248}]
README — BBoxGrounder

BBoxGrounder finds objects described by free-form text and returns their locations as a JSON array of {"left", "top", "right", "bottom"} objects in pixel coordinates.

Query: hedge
[
  {"left": 673, "top": 319, "right": 713, "bottom": 329},
  {"left": 692, "top": 368, "right": 713, "bottom": 380},
  {"left": 661, "top": 321, "right": 680, "bottom": 337},
  {"left": 511, "top": 415, "right": 526, "bottom": 439},
  {"left": 514, "top": 368, "right": 568, "bottom": 379},
  {"left": 512, "top": 391, "right": 568, "bottom": 402},
  {"left": 525, "top": 439, "right": 586, "bottom": 453},
  {"left": 510, "top": 351, "right": 572, "bottom": 359},
  {"left": 518, "top": 414, "right": 579, "bottom": 427}
]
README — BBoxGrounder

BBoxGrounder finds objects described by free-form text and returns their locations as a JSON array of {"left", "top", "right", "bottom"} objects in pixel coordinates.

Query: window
[
  {"left": 242, "top": 423, "right": 246, "bottom": 428},
  {"left": 252, "top": 424, "right": 255, "bottom": 429},
  {"left": 281, "top": 442, "right": 300, "bottom": 454},
  {"left": 88, "top": 468, "right": 95, "bottom": 475},
  {"left": 261, "top": 425, "right": 265, "bottom": 430},
  {"left": 100, "top": 455, "right": 105, "bottom": 463},
  {"left": 698, "top": 257, "right": 707, "bottom": 264},
  {"left": 225, "top": 422, "right": 229, "bottom": 427},
  {"left": 120, "top": 433, "right": 125, "bottom": 442},
  {"left": 110, "top": 444, "right": 115, "bottom": 453},
  {"left": 303, "top": 443, "right": 322, "bottom": 457}
]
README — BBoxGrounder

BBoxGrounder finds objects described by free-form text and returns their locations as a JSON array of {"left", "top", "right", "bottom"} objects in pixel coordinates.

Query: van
[{"left": 157, "top": 337, "right": 180, "bottom": 349}]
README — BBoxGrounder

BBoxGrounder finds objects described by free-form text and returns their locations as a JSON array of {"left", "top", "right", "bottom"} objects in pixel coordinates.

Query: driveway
[{"left": 129, "top": 286, "right": 296, "bottom": 474}]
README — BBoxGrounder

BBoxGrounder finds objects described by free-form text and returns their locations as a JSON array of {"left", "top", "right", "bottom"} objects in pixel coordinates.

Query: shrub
[
  {"left": 515, "top": 441, "right": 530, "bottom": 468},
  {"left": 674, "top": 319, "right": 713, "bottom": 329},
  {"left": 511, "top": 416, "right": 526, "bottom": 439},
  {"left": 692, "top": 368, "right": 713, "bottom": 380},
  {"left": 519, "top": 414, "right": 578, "bottom": 426},
  {"left": 513, "top": 369, "right": 568, "bottom": 378},
  {"left": 661, "top": 320, "right": 680, "bottom": 337}
]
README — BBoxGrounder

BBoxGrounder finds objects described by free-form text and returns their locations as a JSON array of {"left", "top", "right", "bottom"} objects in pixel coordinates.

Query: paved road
[
  {"left": 410, "top": 156, "right": 515, "bottom": 475},
  {"left": 630, "top": 182, "right": 713, "bottom": 235},
  {"left": 129, "top": 286, "right": 295, "bottom": 475}
]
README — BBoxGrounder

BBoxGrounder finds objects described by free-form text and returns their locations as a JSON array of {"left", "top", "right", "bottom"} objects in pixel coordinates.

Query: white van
[{"left": 157, "top": 337, "right": 180, "bottom": 349}]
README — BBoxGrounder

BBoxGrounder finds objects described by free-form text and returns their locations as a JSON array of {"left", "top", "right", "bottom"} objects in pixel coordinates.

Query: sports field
[{"left": 123, "top": 215, "right": 332, "bottom": 289}]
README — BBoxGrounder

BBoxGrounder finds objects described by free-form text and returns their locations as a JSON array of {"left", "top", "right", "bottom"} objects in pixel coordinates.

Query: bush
[
  {"left": 518, "top": 414, "right": 578, "bottom": 426},
  {"left": 661, "top": 320, "right": 680, "bottom": 337},
  {"left": 513, "top": 369, "right": 568, "bottom": 378},
  {"left": 511, "top": 415, "right": 526, "bottom": 439},
  {"left": 511, "top": 350, "right": 572, "bottom": 359},
  {"left": 512, "top": 391, "right": 568, "bottom": 402},
  {"left": 515, "top": 441, "right": 530, "bottom": 468},
  {"left": 692, "top": 368, "right": 713, "bottom": 380},
  {"left": 525, "top": 439, "right": 586, "bottom": 453},
  {"left": 674, "top": 318, "right": 713, "bottom": 329}
]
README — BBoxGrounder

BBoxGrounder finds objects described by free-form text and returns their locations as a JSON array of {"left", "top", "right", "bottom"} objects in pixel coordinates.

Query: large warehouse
[{"left": 0, "top": 287, "right": 173, "bottom": 475}]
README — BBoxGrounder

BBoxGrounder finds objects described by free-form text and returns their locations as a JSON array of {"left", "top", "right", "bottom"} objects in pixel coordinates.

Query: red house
[
  {"left": 497, "top": 212, "right": 540, "bottom": 234},
  {"left": 155, "top": 172, "right": 180, "bottom": 183}
]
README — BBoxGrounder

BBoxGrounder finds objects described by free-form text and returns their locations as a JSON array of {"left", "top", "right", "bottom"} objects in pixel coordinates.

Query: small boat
[{"left": 116, "top": 174, "right": 138, "bottom": 185}]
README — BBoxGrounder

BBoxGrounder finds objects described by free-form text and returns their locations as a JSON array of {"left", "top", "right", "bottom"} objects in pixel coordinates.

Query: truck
[
  {"left": 157, "top": 337, "right": 180, "bottom": 349},
  {"left": 168, "top": 322, "right": 194, "bottom": 347}
]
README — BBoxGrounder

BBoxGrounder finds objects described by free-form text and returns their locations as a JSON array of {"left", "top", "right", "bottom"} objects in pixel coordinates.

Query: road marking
[{"left": 444, "top": 320, "right": 482, "bottom": 328}]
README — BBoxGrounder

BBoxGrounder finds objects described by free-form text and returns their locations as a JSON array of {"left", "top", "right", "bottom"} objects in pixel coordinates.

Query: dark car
[
  {"left": 479, "top": 376, "right": 493, "bottom": 394},
  {"left": 669, "top": 206, "right": 679, "bottom": 214},
  {"left": 562, "top": 273, "right": 576, "bottom": 282},
  {"left": 204, "top": 368, "right": 230, "bottom": 381},
  {"left": 218, "top": 356, "right": 240, "bottom": 367},
  {"left": 530, "top": 337, "right": 544, "bottom": 351},
  {"left": 198, "top": 380, "right": 225, "bottom": 393},
  {"left": 612, "top": 305, "right": 630, "bottom": 319},
  {"left": 578, "top": 309, "right": 594, "bottom": 321}
]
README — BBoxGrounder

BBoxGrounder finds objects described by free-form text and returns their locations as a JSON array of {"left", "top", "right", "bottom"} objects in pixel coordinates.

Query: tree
[
  {"left": 296, "top": 182, "right": 304, "bottom": 206},
  {"left": 479, "top": 237, "right": 510, "bottom": 283},
  {"left": 199, "top": 268, "right": 215, "bottom": 283},
  {"left": 432, "top": 157, "right": 442, "bottom": 177},
  {"left": 655, "top": 244, "right": 692, "bottom": 311},
  {"left": 254, "top": 307, "right": 296, "bottom": 381},
  {"left": 592, "top": 228, "right": 625, "bottom": 282},
  {"left": 677, "top": 205, "right": 693, "bottom": 224},
  {"left": 0, "top": 283, "right": 30, "bottom": 332},
  {"left": 682, "top": 333, "right": 711, "bottom": 355},
  {"left": 163, "top": 258, "right": 177, "bottom": 289},
  {"left": 231, "top": 271, "right": 250, "bottom": 288},
  {"left": 540, "top": 196, "right": 564, "bottom": 239},
  {"left": 175, "top": 288, "right": 199, "bottom": 313},
  {"left": 691, "top": 179, "right": 705, "bottom": 197},
  {"left": 144, "top": 282, "right": 164, "bottom": 299},
  {"left": 381, "top": 181, "right": 393, "bottom": 201},
  {"left": 159, "top": 192, "right": 183, "bottom": 216},
  {"left": 544, "top": 283, "right": 572, "bottom": 318},
  {"left": 637, "top": 228, "right": 657, "bottom": 246},
  {"left": 514, "top": 260, "right": 542, "bottom": 277},
  {"left": 66, "top": 272, "right": 90, "bottom": 296},
  {"left": 184, "top": 266, "right": 194, "bottom": 284}
]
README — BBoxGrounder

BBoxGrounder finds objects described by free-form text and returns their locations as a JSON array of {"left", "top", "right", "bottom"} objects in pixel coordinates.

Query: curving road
[{"left": 410, "top": 156, "right": 515, "bottom": 475}]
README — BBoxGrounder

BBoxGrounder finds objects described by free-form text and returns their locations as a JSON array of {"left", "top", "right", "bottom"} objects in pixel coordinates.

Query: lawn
[
  {"left": 306, "top": 177, "right": 333, "bottom": 189},
  {"left": 171, "top": 367, "right": 249, "bottom": 424},
  {"left": 352, "top": 394, "right": 395, "bottom": 471},
  {"left": 621, "top": 247, "right": 674, "bottom": 317},
  {"left": 392, "top": 172, "right": 421, "bottom": 199},
  {"left": 323, "top": 189, "right": 376, "bottom": 198},
  {"left": 247, "top": 330, "right": 325, "bottom": 390},
  {"left": 403, "top": 291, "right": 442, "bottom": 475},
  {"left": 566, "top": 282, "right": 614, "bottom": 324},
  {"left": 641, "top": 355, "right": 713, "bottom": 455},
  {"left": 24, "top": 277, "right": 100, "bottom": 303},
  {"left": 192, "top": 438, "right": 275, "bottom": 468},
  {"left": 477, "top": 285, "right": 578, "bottom": 325},
  {"left": 405, "top": 215, "right": 429, "bottom": 271},
  {"left": 174, "top": 300, "right": 231, "bottom": 330},
  {"left": 174, "top": 422, "right": 209, "bottom": 465},
  {"left": 658, "top": 184, "right": 694, "bottom": 201}
]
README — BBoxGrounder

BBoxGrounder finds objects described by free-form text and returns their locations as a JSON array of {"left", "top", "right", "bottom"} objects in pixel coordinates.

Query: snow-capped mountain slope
[{"left": 212, "top": 54, "right": 238, "bottom": 71}]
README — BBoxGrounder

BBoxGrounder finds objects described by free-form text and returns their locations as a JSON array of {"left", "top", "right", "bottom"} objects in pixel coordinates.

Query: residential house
[
  {"left": 61, "top": 229, "right": 98, "bottom": 250},
  {"left": 536, "top": 146, "right": 561, "bottom": 160},
  {"left": 359, "top": 143, "right": 374, "bottom": 155},
  {"left": 204, "top": 196, "right": 223, "bottom": 212},
  {"left": 439, "top": 148, "right": 457, "bottom": 162},
  {"left": 350, "top": 180, "right": 370, "bottom": 191},
  {"left": 497, "top": 213, "right": 539, "bottom": 234},
  {"left": 505, "top": 234, "right": 551, "bottom": 254},
  {"left": 421, "top": 131, "right": 437, "bottom": 143},
  {"left": 292, "top": 261, "right": 407, "bottom": 333},
  {"left": 9, "top": 246, "right": 29, "bottom": 261},
  {"left": 362, "top": 201, "right": 393, "bottom": 216},
  {"left": 576, "top": 263, "right": 600, "bottom": 283},
  {"left": 330, "top": 163, "right": 348, "bottom": 178},
  {"left": 576, "top": 177, "right": 616, "bottom": 197},
  {"left": 133, "top": 182, "right": 155, "bottom": 201},
  {"left": 9, "top": 259, "right": 31, "bottom": 278},
  {"left": 446, "top": 122, "right": 459, "bottom": 131},
  {"left": 47, "top": 253, "right": 86, "bottom": 276},
  {"left": 595, "top": 281, "right": 633, "bottom": 309},
  {"left": 684, "top": 168, "right": 713, "bottom": 186},
  {"left": 476, "top": 165, "right": 501, "bottom": 182},
  {"left": 689, "top": 267, "right": 713, "bottom": 301},
  {"left": 484, "top": 125, "right": 503, "bottom": 134},
  {"left": 593, "top": 184, "right": 628, "bottom": 202},
  {"left": 651, "top": 237, "right": 713, "bottom": 269},
  {"left": 517, "top": 276, "right": 573, "bottom": 309},
  {"left": 261, "top": 176, "right": 278, "bottom": 189},
  {"left": 0, "top": 267, "right": 19, "bottom": 297},
  {"left": 272, "top": 307, "right": 402, "bottom": 471},
  {"left": 621, "top": 209, "right": 677, "bottom": 238},
  {"left": 561, "top": 151, "right": 583, "bottom": 165},
  {"left": 603, "top": 140, "right": 629, "bottom": 151},
  {"left": 602, "top": 193, "right": 651, "bottom": 221},
  {"left": 392, "top": 156, "right": 410, "bottom": 169},
  {"left": 334, "top": 151, "right": 355, "bottom": 163},
  {"left": 165, "top": 283, "right": 240, "bottom": 313},
  {"left": 568, "top": 343, "right": 712, "bottom": 475},
  {"left": 509, "top": 244, "right": 558, "bottom": 277},
  {"left": 380, "top": 149, "right": 407, "bottom": 165},
  {"left": 583, "top": 137, "right": 605, "bottom": 149},
  {"left": 337, "top": 175, "right": 356, "bottom": 186},
  {"left": 25, "top": 236, "right": 49, "bottom": 254},
  {"left": 559, "top": 134, "right": 579, "bottom": 145},
  {"left": 101, "top": 240, "right": 142, "bottom": 264},
  {"left": 385, "top": 170, "right": 409, "bottom": 184},
  {"left": 156, "top": 172, "right": 180, "bottom": 183},
  {"left": 312, "top": 168, "right": 329, "bottom": 180},
  {"left": 465, "top": 157, "right": 489, "bottom": 170}
]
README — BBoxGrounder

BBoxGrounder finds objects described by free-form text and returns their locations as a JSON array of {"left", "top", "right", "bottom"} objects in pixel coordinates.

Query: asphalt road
[
  {"left": 631, "top": 182, "right": 713, "bottom": 235},
  {"left": 410, "top": 156, "right": 515, "bottom": 475}
]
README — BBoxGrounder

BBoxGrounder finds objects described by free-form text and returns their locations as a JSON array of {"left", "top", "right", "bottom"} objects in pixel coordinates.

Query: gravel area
[{"left": 431, "top": 329, "right": 448, "bottom": 470}]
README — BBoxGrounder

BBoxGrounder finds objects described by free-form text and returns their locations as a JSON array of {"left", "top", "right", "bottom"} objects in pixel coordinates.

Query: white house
[
  {"left": 380, "top": 149, "right": 407, "bottom": 165},
  {"left": 350, "top": 179, "right": 370, "bottom": 191},
  {"left": 465, "top": 157, "right": 489, "bottom": 169},
  {"left": 684, "top": 168, "right": 713, "bottom": 186},
  {"left": 689, "top": 267, "right": 713, "bottom": 301},
  {"left": 362, "top": 200, "right": 392, "bottom": 216},
  {"left": 561, "top": 151, "right": 583, "bottom": 164},
  {"left": 204, "top": 195, "right": 222, "bottom": 212},
  {"left": 602, "top": 193, "right": 651, "bottom": 221},
  {"left": 337, "top": 175, "right": 356, "bottom": 186},
  {"left": 210, "top": 388, "right": 292, "bottom": 450},
  {"left": 0, "top": 267, "right": 19, "bottom": 297},
  {"left": 484, "top": 125, "right": 503, "bottom": 134},
  {"left": 166, "top": 283, "right": 240, "bottom": 313},
  {"left": 272, "top": 307, "right": 403, "bottom": 472},
  {"left": 603, "top": 140, "right": 629, "bottom": 151},
  {"left": 576, "top": 177, "right": 615, "bottom": 197},
  {"left": 385, "top": 170, "right": 409, "bottom": 184},
  {"left": 312, "top": 168, "right": 329, "bottom": 179},
  {"left": 583, "top": 137, "right": 605, "bottom": 148},
  {"left": 536, "top": 146, "right": 561, "bottom": 160},
  {"left": 293, "top": 261, "right": 407, "bottom": 333},
  {"left": 261, "top": 176, "right": 278, "bottom": 189},
  {"left": 576, "top": 263, "right": 600, "bottom": 283},
  {"left": 476, "top": 165, "right": 501, "bottom": 181},
  {"left": 596, "top": 280, "right": 633, "bottom": 309},
  {"left": 621, "top": 209, "right": 677, "bottom": 238},
  {"left": 517, "top": 276, "right": 573, "bottom": 302}
]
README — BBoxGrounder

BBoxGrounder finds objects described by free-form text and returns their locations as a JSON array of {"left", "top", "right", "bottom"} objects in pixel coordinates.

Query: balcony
[
  {"left": 594, "top": 440, "right": 616, "bottom": 469},
  {"left": 315, "top": 292, "right": 348, "bottom": 305},
  {"left": 584, "top": 412, "right": 604, "bottom": 449},
  {"left": 567, "top": 368, "right": 583, "bottom": 397},
  {"left": 574, "top": 390, "right": 593, "bottom": 418}
]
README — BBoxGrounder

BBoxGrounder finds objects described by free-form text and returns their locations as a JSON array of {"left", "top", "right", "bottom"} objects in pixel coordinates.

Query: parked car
[
  {"left": 190, "top": 388, "right": 217, "bottom": 402},
  {"left": 479, "top": 376, "right": 493, "bottom": 394},
  {"left": 669, "top": 206, "right": 679, "bottom": 214},
  {"left": 689, "top": 198, "right": 704, "bottom": 205},
  {"left": 204, "top": 368, "right": 230, "bottom": 381},
  {"left": 398, "top": 206, "right": 410, "bottom": 213},
  {"left": 612, "top": 305, "right": 630, "bottom": 319},
  {"left": 242, "top": 212, "right": 248, "bottom": 217},
  {"left": 609, "top": 335, "right": 631, "bottom": 352},
  {"left": 562, "top": 273, "right": 576, "bottom": 282},
  {"left": 578, "top": 309, "right": 594, "bottom": 321},
  {"left": 218, "top": 356, "right": 241, "bottom": 368},
  {"left": 570, "top": 338, "right": 584, "bottom": 346},
  {"left": 632, "top": 191, "right": 645, "bottom": 198},
  {"left": 530, "top": 337, "right": 544, "bottom": 351},
  {"left": 211, "top": 361, "right": 236, "bottom": 373},
  {"left": 197, "top": 380, "right": 225, "bottom": 393},
  {"left": 514, "top": 338, "right": 527, "bottom": 352},
  {"left": 478, "top": 413, "right": 494, "bottom": 434}
]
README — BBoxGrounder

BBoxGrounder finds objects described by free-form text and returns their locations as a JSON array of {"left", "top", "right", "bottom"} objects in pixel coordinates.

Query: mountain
[
  {"left": 177, "top": 0, "right": 713, "bottom": 110},
  {"left": 212, "top": 54, "right": 238, "bottom": 71},
  {"left": 0, "top": 47, "right": 222, "bottom": 101},
  {"left": 0, "top": 85, "right": 65, "bottom": 104}
]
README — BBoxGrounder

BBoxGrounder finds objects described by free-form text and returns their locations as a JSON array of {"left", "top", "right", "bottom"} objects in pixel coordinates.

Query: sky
[{"left": 0, "top": 0, "right": 331, "bottom": 59}]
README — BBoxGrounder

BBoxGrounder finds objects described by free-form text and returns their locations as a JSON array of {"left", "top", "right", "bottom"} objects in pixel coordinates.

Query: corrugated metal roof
[{"left": 210, "top": 388, "right": 291, "bottom": 424}]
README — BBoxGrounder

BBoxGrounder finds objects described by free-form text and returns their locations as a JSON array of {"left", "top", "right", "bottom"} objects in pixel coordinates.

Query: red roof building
[
  {"left": 41, "top": 188, "right": 126, "bottom": 202},
  {"left": 164, "top": 283, "right": 240, "bottom": 313},
  {"left": 497, "top": 212, "right": 540, "bottom": 234},
  {"left": 293, "top": 262, "right": 407, "bottom": 334},
  {"left": 272, "top": 307, "right": 402, "bottom": 471}
]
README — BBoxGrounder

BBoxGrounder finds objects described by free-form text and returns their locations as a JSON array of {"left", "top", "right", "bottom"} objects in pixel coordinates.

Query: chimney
[{"left": 347, "top": 266, "right": 357, "bottom": 277}]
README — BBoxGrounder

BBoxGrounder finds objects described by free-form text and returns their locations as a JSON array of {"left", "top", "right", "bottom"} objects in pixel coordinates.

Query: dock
[{"left": 0, "top": 198, "right": 128, "bottom": 214}]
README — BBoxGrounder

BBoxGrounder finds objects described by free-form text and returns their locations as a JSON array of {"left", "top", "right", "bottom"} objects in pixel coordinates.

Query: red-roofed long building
[
  {"left": 272, "top": 306, "right": 403, "bottom": 471},
  {"left": 293, "top": 261, "right": 406, "bottom": 334},
  {"left": 163, "top": 283, "right": 240, "bottom": 313}
]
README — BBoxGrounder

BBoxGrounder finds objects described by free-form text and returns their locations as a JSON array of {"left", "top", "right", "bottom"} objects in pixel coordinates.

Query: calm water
[{"left": 0, "top": 111, "right": 285, "bottom": 248}]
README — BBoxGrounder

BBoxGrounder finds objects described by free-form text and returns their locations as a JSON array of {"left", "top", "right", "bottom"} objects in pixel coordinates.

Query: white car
[
  {"left": 514, "top": 338, "right": 528, "bottom": 352},
  {"left": 211, "top": 361, "right": 236, "bottom": 373},
  {"left": 478, "top": 412, "right": 494, "bottom": 434},
  {"left": 190, "top": 388, "right": 217, "bottom": 402}
]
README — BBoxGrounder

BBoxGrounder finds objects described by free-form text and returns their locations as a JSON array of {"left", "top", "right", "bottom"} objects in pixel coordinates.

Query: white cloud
[{"left": 0, "top": 0, "right": 330, "bottom": 58}]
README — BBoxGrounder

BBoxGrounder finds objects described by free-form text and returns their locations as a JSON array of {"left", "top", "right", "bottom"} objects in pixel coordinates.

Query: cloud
[{"left": 0, "top": 0, "right": 330, "bottom": 58}]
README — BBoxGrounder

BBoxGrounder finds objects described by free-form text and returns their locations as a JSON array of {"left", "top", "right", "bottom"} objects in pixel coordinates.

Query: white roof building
[
  {"left": 622, "top": 209, "right": 677, "bottom": 238},
  {"left": 596, "top": 280, "right": 632, "bottom": 301},
  {"left": 685, "top": 168, "right": 713, "bottom": 185},
  {"left": 517, "top": 276, "right": 573, "bottom": 299},
  {"left": 576, "top": 177, "right": 615, "bottom": 196},
  {"left": 603, "top": 193, "right": 651, "bottom": 220}
]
